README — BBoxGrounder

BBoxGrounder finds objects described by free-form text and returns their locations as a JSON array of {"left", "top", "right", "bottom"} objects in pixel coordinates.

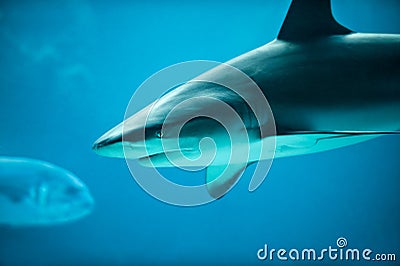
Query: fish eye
[
  {"left": 155, "top": 130, "right": 163, "bottom": 138},
  {"left": 65, "top": 186, "right": 80, "bottom": 196}
]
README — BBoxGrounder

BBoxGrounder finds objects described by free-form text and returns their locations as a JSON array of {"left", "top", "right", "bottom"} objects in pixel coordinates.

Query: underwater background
[{"left": 0, "top": 0, "right": 399, "bottom": 265}]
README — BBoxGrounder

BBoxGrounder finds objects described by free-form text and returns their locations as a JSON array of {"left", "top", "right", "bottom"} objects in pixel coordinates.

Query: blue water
[{"left": 0, "top": 0, "right": 399, "bottom": 265}]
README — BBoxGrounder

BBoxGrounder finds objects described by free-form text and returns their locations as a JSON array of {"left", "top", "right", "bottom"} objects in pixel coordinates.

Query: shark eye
[{"left": 155, "top": 130, "right": 163, "bottom": 138}]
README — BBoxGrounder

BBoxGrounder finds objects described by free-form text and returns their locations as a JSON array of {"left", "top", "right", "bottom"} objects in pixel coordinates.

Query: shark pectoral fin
[{"left": 206, "top": 164, "right": 247, "bottom": 199}]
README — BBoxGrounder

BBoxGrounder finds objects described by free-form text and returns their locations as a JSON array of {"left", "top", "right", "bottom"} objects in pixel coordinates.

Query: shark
[{"left": 93, "top": 0, "right": 400, "bottom": 199}]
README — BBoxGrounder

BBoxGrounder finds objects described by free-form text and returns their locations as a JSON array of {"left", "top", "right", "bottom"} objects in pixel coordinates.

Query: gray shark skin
[{"left": 93, "top": 0, "right": 400, "bottom": 198}]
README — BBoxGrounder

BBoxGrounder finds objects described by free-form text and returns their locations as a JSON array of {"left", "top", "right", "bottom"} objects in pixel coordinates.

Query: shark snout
[
  {"left": 92, "top": 133, "right": 122, "bottom": 150},
  {"left": 92, "top": 121, "right": 160, "bottom": 159},
  {"left": 92, "top": 122, "right": 127, "bottom": 158}
]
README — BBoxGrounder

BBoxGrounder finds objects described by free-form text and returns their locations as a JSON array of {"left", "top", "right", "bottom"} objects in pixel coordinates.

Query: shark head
[
  {"left": 93, "top": 76, "right": 275, "bottom": 200},
  {"left": 93, "top": 81, "right": 259, "bottom": 168},
  {"left": 92, "top": 61, "right": 276, "bottom": 200}
]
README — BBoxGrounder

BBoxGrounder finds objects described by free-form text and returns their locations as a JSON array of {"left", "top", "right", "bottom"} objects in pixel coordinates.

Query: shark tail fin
[{"left": 277, "top": 0, "right": 353, "bottom": 42}]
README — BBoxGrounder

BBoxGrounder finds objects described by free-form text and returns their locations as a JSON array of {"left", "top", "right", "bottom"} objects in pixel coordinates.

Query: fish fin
[
  {"left": 277, "top": 0, "right": 352, "bottom": 42},
  {"left": 206, "top": 164, "right": 247, "bottom": 199},
  {"left": 247, "top": 162, "right": 265, "bottom": 192},
  {"left": 282, "top": 131, "right": 400, "bottom": 136},
  {"left": 36, "top": 183, "right": 49, "bottom": 206},
  {"left": 275, "top": 130, "right": 400, "bottom": 150},
  {"left": 270, "top": 131, "right": 400, "bottom": 159}
]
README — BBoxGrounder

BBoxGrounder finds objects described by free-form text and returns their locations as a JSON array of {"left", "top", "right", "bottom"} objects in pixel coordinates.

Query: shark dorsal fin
[{"left": 277, "top": 0, "right": 353, "bottom": 42}]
